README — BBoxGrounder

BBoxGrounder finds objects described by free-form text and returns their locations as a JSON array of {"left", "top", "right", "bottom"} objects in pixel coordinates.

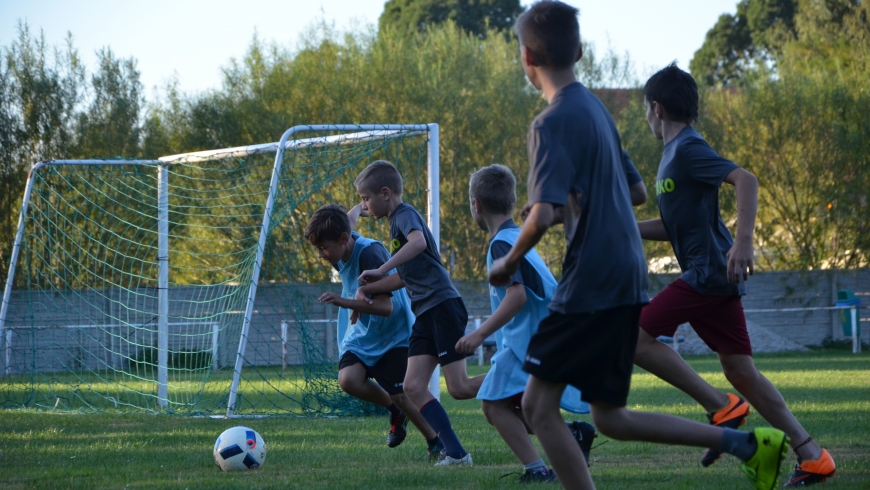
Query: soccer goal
[{"left": 0, "top": 124, "right": 440, "bottom": 417}]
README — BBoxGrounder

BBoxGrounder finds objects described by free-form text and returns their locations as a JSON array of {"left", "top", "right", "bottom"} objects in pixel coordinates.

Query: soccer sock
[
  {"left": 387, "top": 404, "right": 401, "bottom": 416},
  {"left": 427, "top": 436, "right": 442, "bottom": 451},
  {"left": 720, "top": 428, "right": 758, "bottom": 462},
  {"left": 419, "top": 399, "right": 467, "bottom": 459},
  {"left": 523, "top": 459, "right": 548, "bottom": 473}
]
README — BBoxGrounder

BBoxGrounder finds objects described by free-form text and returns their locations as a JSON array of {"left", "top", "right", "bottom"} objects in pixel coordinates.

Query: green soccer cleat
[{"left": 740, "top": 427, "right": 790, "bottom": 490}]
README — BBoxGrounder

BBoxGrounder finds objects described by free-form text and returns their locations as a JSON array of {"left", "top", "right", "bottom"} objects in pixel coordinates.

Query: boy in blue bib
[
  {"left": 456, "top": 164, "right": 595, "bottom": 483},
  {"left": 305, "top": 204, "right": 440, "bottom": 452}
]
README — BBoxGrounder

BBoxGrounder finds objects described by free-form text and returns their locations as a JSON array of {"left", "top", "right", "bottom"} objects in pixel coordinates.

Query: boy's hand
[
  {"left": 455, "top": 331, "right": 484, "bottom": 354},
  {"left": 354, "top": 287, "right": 374, "bottom": 305},
  {"left": 489, "top": 257, "right": 517, "bottom": 287},
  {"left": 726, "top": 240, "right": 754, "bottom": 284},
  {"left": 318, "top": 291, "right": 345, "bottom": 307},
  {"left": 519, "top": 202, "right": 533, "bottom": 221},
  {"left": 349, "top": 309, "right": 360, "bottom": 324},
  {"left": 358, "top": 268, "right": 384, "bottom": 285}
]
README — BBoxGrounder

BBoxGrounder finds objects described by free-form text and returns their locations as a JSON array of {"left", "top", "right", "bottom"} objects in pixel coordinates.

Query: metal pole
[
  {"left": 426, "top": 124, "right": 441, "bottom": 401},
  {"left": 851, "top": 306, "right": 859, "bottom": 354},
  {"left": 281, "top": 321, "right": 288, "bottom": 371},
  {"left": 0, "top": 164, "right": 41, "bottom": 376},
  {"left": 212, "top": 323, "right": 220, "bottom": 372},
  {"left": 157, "top": 164, "right": 170, "bottom": 408},
  {"left": 4, "top": 330, "right": 11, "bottom": 375},
  {"left": 475, "top": 318, "right": 483, "bottom": 366}
]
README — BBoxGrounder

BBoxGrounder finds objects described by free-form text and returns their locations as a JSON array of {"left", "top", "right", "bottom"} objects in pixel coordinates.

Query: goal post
[{"left": 0, "top": 124, "right": 441, "bottom": 416}]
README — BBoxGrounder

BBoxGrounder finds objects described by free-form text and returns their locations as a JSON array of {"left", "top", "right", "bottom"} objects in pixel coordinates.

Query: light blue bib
[
  {"left": 336, "top": 233, "right": 414, "bottom": 366},
  {"left": 485, "top": 227, "right": 589, "bottom": 414}
]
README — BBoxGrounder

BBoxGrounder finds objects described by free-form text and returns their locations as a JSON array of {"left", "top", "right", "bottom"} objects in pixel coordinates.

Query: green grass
[{"left": 1, "top": 350, "right": 868, "bottom": 489}]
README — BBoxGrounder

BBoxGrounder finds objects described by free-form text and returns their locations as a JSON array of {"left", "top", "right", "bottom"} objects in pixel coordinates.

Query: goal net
[{"left": 0, "top": 124, "right": 438, "bottom": 416}]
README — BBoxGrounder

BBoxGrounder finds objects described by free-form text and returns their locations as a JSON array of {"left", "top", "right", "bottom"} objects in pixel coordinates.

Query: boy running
[
  {"left": 634, "top": 62, "right": 836, "bottom": 487},
  {"left": 353, "top": 160, "right": 484, "bottom": 466},
  {"left": 489, "top": 2, "right": 790, "bottom": 489},
  {"left": 456, "top": 164, "right": 596, "bottom": 483},
  {"left": 305, "top": 204, "right": 439, "bottom": 450}
]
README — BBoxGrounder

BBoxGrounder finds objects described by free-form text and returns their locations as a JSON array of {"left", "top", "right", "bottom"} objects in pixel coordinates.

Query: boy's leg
[
  {"left": 482, "top": 399, "right": 542, "bottom": 465},
  {"left": 719, "top": 353, "right": 825, "bottom": 463},
  {"left": 523, "top": 376, "right": 593, "bottom": 490},
  {"left": 390, "top": 392, "right": 437, "bottom": 441},
  {"left": 338, "top": 363, "right": 393, "bottom": 408},
  {"left": 441, "top": 358, "right": 485, "bottom": 400},
  {"left": 634, "top": 328, "right": 729, "bottom": 410}
]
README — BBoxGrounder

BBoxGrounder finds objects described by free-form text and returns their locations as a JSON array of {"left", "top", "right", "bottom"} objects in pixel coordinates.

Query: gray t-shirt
[
  {"left": 656, "top": 126, "right": 743, "bottom": 296},
  {"left": 388, "top": 203, "right": 460, "bottom": 315},
  {"left": 527, "top": 82, "right": 649, "bottom": 314}
]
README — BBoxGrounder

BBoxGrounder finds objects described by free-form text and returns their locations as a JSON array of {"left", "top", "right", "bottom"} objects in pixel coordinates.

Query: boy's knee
[{"left": 481, "top": 400, "right": 497, "bottom": 425}]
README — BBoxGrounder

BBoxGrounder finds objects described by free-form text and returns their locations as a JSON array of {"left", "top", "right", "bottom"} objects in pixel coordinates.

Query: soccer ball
[{"left": 213, "top": 426, "right": 266, "bottom": 471}]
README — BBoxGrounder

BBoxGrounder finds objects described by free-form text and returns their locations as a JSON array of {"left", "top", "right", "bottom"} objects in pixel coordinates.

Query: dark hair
[
  {"left": 469, "top": 164, "right": 516, "bottom": 215},
  {"left": 514, "top": 0, "right": 580, "bottom": 69},
  {"left": 354, "top": 160, "right": 403, "bottom": 196},
  {"left": 643, "top": 62, "right": 699, "bottom": 124},
  {"left": 305, "top": 204, "right": 350, "bottom": 244}
]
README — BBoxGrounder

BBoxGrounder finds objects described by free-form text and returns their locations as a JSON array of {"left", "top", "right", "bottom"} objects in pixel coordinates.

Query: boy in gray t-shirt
[
  {"left": 353, "top": 160, "right": 484, "bottom": 466},
  {"left": 635, "top": 62, "right": 835, "bottom": 486},
  {"left": 489, "top": 2, "right": 789, "bottom": 489}
]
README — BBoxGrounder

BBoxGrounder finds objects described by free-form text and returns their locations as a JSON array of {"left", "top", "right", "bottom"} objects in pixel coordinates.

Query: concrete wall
[{"left": 3, "top": 270, "right": 868, "bottom": 375}]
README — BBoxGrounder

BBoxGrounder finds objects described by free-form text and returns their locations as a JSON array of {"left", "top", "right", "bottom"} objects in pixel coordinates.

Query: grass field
[{"left": 1, "top": 350, "right": 868, "bottom": 489}]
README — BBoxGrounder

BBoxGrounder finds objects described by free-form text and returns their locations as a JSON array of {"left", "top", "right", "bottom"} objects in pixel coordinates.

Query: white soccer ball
[{"left": 213, "top": 426, "right": 266, "bottom": 471}]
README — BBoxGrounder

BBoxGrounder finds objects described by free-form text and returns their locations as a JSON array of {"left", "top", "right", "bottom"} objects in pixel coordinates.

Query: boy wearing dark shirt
[
  {"left": 354, "top": 160, "right": 484, "bottom": 466},
  {"left": 635, "top": 62, "right": 835, "bottom": 487},
  {"left": 489, "top": 2, "right": 790, "bottom": 489}
]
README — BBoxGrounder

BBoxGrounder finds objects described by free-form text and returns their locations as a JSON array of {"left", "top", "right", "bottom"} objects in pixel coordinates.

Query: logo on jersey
[
  {"left": 390, "top": 238, "right": 402, "bottom": 254},
  {"left": 525, "top": 355, "right": 541, "bottom": 365},
  {"left": 655, "top": 178, "right": 675, "bottom": 195}
]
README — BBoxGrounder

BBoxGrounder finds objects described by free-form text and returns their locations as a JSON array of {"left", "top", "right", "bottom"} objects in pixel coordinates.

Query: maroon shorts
[{"left": 640, "top": 279, "right": 752, "bottom": 356}]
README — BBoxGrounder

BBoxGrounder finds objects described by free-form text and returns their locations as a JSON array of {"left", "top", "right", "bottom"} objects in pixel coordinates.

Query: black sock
[
  {"left": 720, "top": 428, "right": 757, "bottom": 462},
  {"left": 387, "top": 403, "right": 401, "bottom": 416}
]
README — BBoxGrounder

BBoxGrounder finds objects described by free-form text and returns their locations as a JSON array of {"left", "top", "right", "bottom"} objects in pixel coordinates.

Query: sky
[{"left": 0, "top": 0, "right": 740, "bottom": 97}]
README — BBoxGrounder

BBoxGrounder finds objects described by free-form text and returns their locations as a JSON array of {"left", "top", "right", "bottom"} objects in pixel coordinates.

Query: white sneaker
[{"left": 434, "top": 452, "right": 473, "bottom": 466}]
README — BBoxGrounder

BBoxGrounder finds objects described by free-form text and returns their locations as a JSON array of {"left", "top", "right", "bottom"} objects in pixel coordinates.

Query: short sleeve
[
  {"left": 394, "top": 208, "right": 423, "bottom": 239},
  {"left": 490, "top": 240, "right": 523, "bottom": 286},
  {"left": 682, "top": 139, "right": 738, "bottom": 186},
  {"left": 621, "top": 149, "right": 642, "bottom": 185},
  {"left": 358, "top": 245, "right": 393, "bottom": 296},
  {"left": 527, "top": 124, "right": 575, "bottom": 206}
]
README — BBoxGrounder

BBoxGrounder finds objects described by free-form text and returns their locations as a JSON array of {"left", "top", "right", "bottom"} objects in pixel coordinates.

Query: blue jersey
[
  {"left": 336, "top": 233, "right": 414, "bottom": 366},
  {"left": 480, "top": 227, "right": 588, "bottom": 414},
  {"left": 487, "top": 227, "right": 557, "bottom": 362}
]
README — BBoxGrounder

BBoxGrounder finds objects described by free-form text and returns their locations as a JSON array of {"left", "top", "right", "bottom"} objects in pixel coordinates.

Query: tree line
[{"left": 1, "top": 0, "right": 868, "bottom": 290}]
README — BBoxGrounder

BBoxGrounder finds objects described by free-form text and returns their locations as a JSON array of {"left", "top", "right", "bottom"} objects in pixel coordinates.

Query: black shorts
[
  {"left": 338, "top": 347, "right": 409, "bottom": 396},
  {"left": 408, "top": 297, "right": 469, "bottom": 366},
  {"left": 522, "top": 305, "right": 643, "bottom": 407}
]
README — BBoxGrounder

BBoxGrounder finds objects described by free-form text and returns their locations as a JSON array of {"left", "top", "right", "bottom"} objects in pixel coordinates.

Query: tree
[{"left": 379, "top": 0, "right": 523, "bottom": 37}]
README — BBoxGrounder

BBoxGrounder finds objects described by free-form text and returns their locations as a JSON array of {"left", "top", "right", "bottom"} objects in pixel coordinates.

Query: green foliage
[
  {"left": 379, "top": 0, "right": 523, "bottom": 37},
  {"left": 700, "top": 75, "right": 870, "bottom": 269}
]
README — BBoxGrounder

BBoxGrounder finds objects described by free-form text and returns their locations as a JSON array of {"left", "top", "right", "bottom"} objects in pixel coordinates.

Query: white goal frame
[{"left": 0, "top": 124, "right": 441, "bottom": 416}]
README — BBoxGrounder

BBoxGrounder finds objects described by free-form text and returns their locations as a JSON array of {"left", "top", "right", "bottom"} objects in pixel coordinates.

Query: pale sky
[{"left": 1, "top": 0, "right": 740, "bottom": 97}]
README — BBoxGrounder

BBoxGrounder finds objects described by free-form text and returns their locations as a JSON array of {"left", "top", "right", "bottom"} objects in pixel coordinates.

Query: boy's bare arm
[
  {"left": 638, "top": 218, "right": 669, "bottom": 241},
  {"left": 358, "top": 229, "right": 426, "bottom": 284},
  {"left": 455, "top": 284, "right": 526, "bottom": 354},
  {"left": 319, "top": 291, "right": 392, "bottom": 317},
  {"left": 723, "top": 167, "right": 758, "bottom": 283},
  {"left": 355, "top": 272, "right": 404, "bottom": 304},
  {"left": 490, "top": 202, "right": 554, "bottom": 286},
  {"left": 629, "top": 180, "right": 648, "bottom": 206},
  {"left": 346, "top": 203, "right": 369, "bottom": 232}
]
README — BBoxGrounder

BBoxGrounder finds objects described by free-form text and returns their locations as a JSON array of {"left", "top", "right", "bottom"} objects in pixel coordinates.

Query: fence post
[
  {"left": 281, "top": 321, "right": 288, "bottom": 371},
  {"left": 4, "top": 329, "right": 11, "bottom": 375},
  {"left": 475, "top": 318, "right": 484, "bottom": 366},
  {"left": 212, "top": 323, "right": 220, "bottom": 371}
]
